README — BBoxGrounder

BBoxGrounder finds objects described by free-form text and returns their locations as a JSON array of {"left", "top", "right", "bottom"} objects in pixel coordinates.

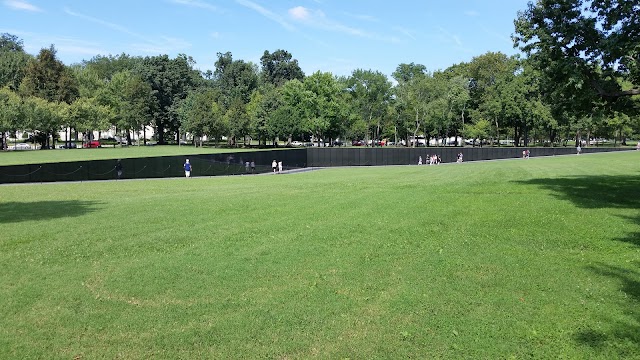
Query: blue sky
[{"left": 1, "top": 0, "right": 532, "bottom": 77}]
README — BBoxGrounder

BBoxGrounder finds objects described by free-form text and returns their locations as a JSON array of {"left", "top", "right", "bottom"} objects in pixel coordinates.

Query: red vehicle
[{"left": 83, "top": 140, "right": 101, "bottom": 148}]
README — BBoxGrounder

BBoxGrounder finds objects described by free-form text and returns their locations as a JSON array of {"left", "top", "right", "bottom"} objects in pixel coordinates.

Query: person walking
[
  {"left": 272, "top": 160, "right": 277, "bottom": 174},
  {"left": 184, "top": 158, "right": 192, "bottom": 178},
  {"left": 576, "top": 144, "right": 582, "bottom": 155},
  {"left": 115, "top": 159, "right": 123, "bottom": 179},
  {"left": 250, "top": 160, "right": 255, "bottom": 173},
  {"left": 418, "top": 156, "right": 423, "bottom": 165},
  {"left": 278, "top": 161, "right": 283, "bottom": 173}
]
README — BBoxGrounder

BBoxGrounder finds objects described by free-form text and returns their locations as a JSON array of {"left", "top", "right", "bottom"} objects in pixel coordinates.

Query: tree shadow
[
  {"left": 0, "top": 200, "right": 101, "bottom": 224},
  {"left": 515, "top": 175, "right": 640, "bottom": 355},
  {"left": 574, "top": 262, "right": 640, "bottom": 355},
  {"left": 515, "top": 175, "right": 640, "bottom": 210}
]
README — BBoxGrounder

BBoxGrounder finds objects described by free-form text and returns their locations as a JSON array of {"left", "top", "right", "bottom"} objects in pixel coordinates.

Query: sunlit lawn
[
  {"left": 1, "top": 151, "right": 639, "bottom": 358},
  {"left": 0, "top": 145, "right": 269, "bottom": 166}
]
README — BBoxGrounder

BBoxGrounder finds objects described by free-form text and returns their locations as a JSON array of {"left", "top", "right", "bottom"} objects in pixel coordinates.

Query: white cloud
[
  {"left": 342, "top": 12, "right": 378, "bottom": 22},
  {"left": 393, "top": 26, "right": 416, "bottom": 41},
  {"left": 168, "top": 0, "right": 219, "bottom": 12},
  {"left": 287, "top": 6, "right": 400, "bottom": 43},
  {"left": 437, "top": 26, "right": 463, "bottom": 47},
  {"left": 64, "top": 8, "right": 191, "bottom": 56},
  {"left": 3, "top": 0, "right": 42, "bottom": 12},
  {"left": 64, "top": 8, "right": 147, "bottom": 42},
  {"left": 465, "top": 10, "right": 480, "bottom": 17},
  {"left": 288, "top": 6, "right": 310, "bottom": 21},
  {"left": 235, "top": 0, "right": 296, "bottom": 31},
  {"left": 0, "top": 29, "right": 108, "bottom": 61},
  {"left": 288, "top": 6, "right": 366, "bottom": 37}
]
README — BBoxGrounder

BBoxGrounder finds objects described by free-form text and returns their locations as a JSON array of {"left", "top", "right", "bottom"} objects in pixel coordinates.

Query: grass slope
[
  {"left": 1, "top": 152, "right": 639, "bottom": 358},
  {"left": 0, "top": 146, "right": 263, "bottom": 166}
]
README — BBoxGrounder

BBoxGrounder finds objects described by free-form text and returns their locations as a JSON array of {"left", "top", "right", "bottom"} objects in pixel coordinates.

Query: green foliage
[
  {"left": 347, "top": 69, "right": 393, "bottom": 142},
  {"left": 103, "top": 70, "right": 156, "bottom": 137},
  {"left": 19, "top": 46, "right": 79, "bottom": 104},
  {"left": 19, "top": 95, "right": 68, "bottom": 147},
  {"left": 178, "top": 88, "right": 224, "bottom": 145},
  {"left": 300, "top": 71, "right": 345, "bottom": 143},
  {"left": 0, "top": 87, "right": 22, "bottom": 132},
  {"left": 135, "top": 54, "right": 199, "bottom": 144},
  {"left": 0, "top": 33, "right": 31, "bottom": 91},
  {"left": 68, "top": 96, "right": 112, "bottom": 133},
  {"left": 260, "top": 49, "right": 304, "bottom": 87},
  {"left": 514, "top": 0, "right": 640, "bottom": 108},
  {"left": 269, "top": 79, "right": 305, "bottom": 142}
]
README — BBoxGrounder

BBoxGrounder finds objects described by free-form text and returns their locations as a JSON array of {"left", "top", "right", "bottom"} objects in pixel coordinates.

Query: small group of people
[
  {"left": 244, "top": 160, "right": 256, "bottom": 173},
  {"left": 272, "top": 159, "right": 283, "bottom": 174},
  {"left": 522, "top": 149, "right": 530, "bottom": 159},
  {"left": 418, "top": 155, "right": 441, "bottom": 165},
  {"left": 456, "top": 152, "right": 463, "bottom": 163}
]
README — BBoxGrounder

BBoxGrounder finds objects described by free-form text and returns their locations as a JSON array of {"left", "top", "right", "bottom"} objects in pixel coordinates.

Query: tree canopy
[{"left": 514, "top": 0, "right": 640, "bottom": 103}]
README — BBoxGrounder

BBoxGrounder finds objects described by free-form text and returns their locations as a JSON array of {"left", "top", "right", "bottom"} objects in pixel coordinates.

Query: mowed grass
[
  {"left": 1, "top": 152, "right": 639, "bottom": 359},
  {"left": 0, "top": 145, "right": 264, "bottom": 166}
]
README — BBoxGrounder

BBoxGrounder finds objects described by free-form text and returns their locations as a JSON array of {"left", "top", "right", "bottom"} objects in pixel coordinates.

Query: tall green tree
[
  {"left": 68, "top": 97, "right": 112, "bottom": 144},
  {"left": 260, "top": 49, "right": 305, "bottom": 87},
  {"left": 346, "top": 69, "right": 393, "bottom": 145},
  {"left": 0, "top": 33, "right": 31, "bottom": 91},
  {"left": 269, "top": 79, "right": 306, "bottom": 145},
  {"left": 392, "top": 63, "right": 435, "bottom": 146},
  {"left": 19, "top": 46, "right": 79, "bottom": 148},
  {"left": 214, "top": 52, "right": 259, "bottom": 107},
  {"left": 82, "top": 53, "right": 141, "bottom": 81},
  {"left": 246, "top": 84, "right": 282, "bottom": 146},
  {"left": 467, "top": 52, "right": 519, "bottom": 144},
  {"left": 178, "top": 88, "right": 224, "bottom": 146},
  {"left": 0, "top": 87, "right": 23, "bottom": 150},
  {"left": 102, "top": 70, "right": 156, "bottom": 144},
  {"left": 19, "top": 46, "right": 79, "bottom": 104},
  {"left": 135, "top": 54, "right": 199, "bottom": 144},
  {"left": 214, "top": 52, "right": 259, "bottom": 145},
  {"left": 514, "top": 0, "right": 640, "bottom": 109},
  {"left": 301, "top": 71, "right": 344, "bottom": 145},
  {"left": 22, "top": 96, "right": 67, "bottom": 148}
]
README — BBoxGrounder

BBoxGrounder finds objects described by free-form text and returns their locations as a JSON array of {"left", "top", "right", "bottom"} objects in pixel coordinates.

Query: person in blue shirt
[{"left": 184, "top": 159, "right": 192, "bottom": 178}]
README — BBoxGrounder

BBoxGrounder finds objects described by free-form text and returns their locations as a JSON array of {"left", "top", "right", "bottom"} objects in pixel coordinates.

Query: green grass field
[
  {"left": 1, "top": 152, "right": 639, "bottom": 358},
  {"left": 0, "top": 145, "right": 265, "bottom": 166}
]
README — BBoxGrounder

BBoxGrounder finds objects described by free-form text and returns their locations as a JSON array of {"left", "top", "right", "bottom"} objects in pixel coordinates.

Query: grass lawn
[
  {"left": 0, "top": 145, "right": 267, "bottom": 166},
  {"left": 1, "top": 152, "right": 639, "bottom": 358}
]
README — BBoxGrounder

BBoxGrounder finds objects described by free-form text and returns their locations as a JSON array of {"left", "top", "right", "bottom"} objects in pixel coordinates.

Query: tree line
[{"left": 1, "top": 0, "right": 638, "bottom": 150}]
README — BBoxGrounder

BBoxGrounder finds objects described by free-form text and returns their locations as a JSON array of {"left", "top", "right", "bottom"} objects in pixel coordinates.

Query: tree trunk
[
  {"left": 412, "top": 109, "right": 420, "bottom": 148},
  {"left": 460, "top": 105, "right": 466, "bottom": 147},
  {"left": 157, "top": 123, "right": 165, "bottom": 145}
]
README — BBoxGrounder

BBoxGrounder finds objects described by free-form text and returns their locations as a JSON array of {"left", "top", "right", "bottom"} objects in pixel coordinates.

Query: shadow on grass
[
  {"left": 515, "top": 175, "right": 640, "bottom": 354},
  {"left": 0, "top": 200, "right": 100, "bottom": 224},
  {"left": 516, "top": 175, "right": 640, "bottom": 210},
  {"left": 575, "top": 262, "right": 640, "bottom": 355}
]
